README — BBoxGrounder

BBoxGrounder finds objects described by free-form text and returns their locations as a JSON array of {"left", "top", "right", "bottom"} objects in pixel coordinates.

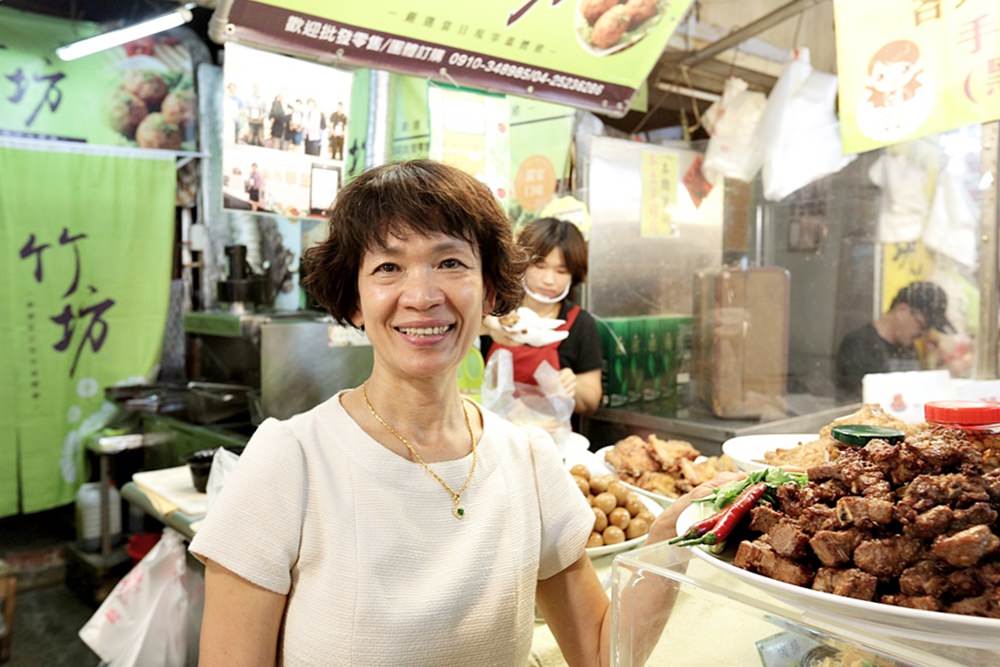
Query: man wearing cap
[{"left": 835, "top": 281, "right": 954, "bottom": 399}]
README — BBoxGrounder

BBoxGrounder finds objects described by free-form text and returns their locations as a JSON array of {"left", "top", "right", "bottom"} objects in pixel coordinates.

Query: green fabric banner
[{"left": 0, "top": 146, "right": 175, "bottom": 516}]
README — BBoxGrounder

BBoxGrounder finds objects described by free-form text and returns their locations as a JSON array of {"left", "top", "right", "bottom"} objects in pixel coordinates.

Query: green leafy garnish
[{"left": 694, "top": 467, "right": 808, "bottom": 511}]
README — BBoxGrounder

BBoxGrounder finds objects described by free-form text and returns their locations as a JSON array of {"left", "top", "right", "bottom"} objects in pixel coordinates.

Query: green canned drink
[
  {"left": 626, "top": 318, "right": 644, "bottom": 404},
  {"left": 643, "top": 317, "right": 663, "bottom": 402},
  {"left": 599, "top": 318, "right": 629, "bottom": 407}
]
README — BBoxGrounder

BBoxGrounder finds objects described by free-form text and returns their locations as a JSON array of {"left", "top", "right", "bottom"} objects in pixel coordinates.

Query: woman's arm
[
  {"left": 199, "top": 559, "right": 287, "bottom": 666},
  {"left": 557, "top": 368, "right": 602, "bottom": 416},
  {"left": 536, "top": 553, "right": 610, "bottom": 667},
  {"left": 573, "top": 369, "right": 602, "bottom": 415},
  {"left": 538, "top": 474, "right": 743, "bottom": 666}
]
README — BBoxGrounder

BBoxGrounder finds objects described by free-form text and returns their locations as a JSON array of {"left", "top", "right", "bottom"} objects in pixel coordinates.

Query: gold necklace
[{"left": 362, "top": 383, "right": 477, "bottom": 519}]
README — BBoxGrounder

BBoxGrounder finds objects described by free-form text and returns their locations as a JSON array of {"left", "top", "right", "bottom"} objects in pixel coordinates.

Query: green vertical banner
[
  {"left": 0, "top": 146, "right": 175, "bottom": 516},
  {"left": 345, "top": 68, "right": 372, "bottom": 182},
  {"left": 388, "top": 74, "right": 431, "bottom": 162}
]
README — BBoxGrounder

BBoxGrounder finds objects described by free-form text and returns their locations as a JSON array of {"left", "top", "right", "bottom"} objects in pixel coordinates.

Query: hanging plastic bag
[
  {"left": 702, "top": 77, "right": 767, "bottom": 184},
  {"left": 751, "top": 49, "right": 854, "bottom": 201},
  {"left": 79, "top": 528, "right": 203, "bottom": 667},
  {"left": 923, "top": 166, "right": 978, "bottom": 268},
  {"left": 481, "top": 349, "right": 574, "bottom": 444},
  {"left": 206, "top": 446, "right": 241, "bottom": 511}
]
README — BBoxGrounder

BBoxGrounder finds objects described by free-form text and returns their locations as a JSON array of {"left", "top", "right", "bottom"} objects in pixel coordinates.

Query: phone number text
[{"left": 446, "top": 52, "right": 606, "bottom": 97}]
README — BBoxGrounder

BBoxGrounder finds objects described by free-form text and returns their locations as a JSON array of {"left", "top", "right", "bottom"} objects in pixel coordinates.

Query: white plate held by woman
[
  {"left": 674, "top": 504, "right": 1000, "bottom": 649},
  {"left": 721, "top": 433, "right": 819, "bottom": 472}
]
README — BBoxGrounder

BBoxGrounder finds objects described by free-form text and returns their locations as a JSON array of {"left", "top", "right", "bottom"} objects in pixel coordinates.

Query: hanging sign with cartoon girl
[{"left": 834, "top": 0, "right": 1000, "bottom": 154}]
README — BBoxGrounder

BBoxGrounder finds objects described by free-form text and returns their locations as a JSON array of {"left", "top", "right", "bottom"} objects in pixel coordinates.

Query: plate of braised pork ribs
[{"left": 675, "top": 424, "right": 1000, "bottom": 647}]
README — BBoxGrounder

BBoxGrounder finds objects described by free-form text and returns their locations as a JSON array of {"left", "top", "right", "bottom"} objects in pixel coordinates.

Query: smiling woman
[{"left": 188, "top": 160, "right": 719, "bottom": 667}]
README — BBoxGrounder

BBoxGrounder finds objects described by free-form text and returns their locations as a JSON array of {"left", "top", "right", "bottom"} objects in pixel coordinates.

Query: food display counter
[
  {"left": 611, "top": 541, "right": 1000, "bottom": 667},
  {"left": 587, "top": 401, "right": 862, "bottom": 455}
]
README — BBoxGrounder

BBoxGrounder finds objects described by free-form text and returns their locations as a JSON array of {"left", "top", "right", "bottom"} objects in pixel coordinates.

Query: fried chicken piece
[
  {"left": 854, "top": 536, "right": 922, "bottom": 579},
  {"left": 835, "top": 496, "right": 894, "bottom": 529},
  {"left": 768, "top": 519, "right": 810, "bottom": 560},
  {"left": 899, "top": 474, "right": 990, "bottom": 513},
  {"left": 636, "top": 471, "right": 677, "bottom": 497},
  {"left": 812, "top": 567, "right": 877, "bottom": 600},
  {"left": 899, "top": 560, "right": 949, "bottom": 597},
  {"left": 932, "top": 525, "right": 1000, "bottom": 567},
  {"left": 809, "top": 529, "right": 863, "bottom": 567},
  {"left": 646, "top": 436, "right": 699, "bottom": 470},
  {"left": 899, "top": 505, "right": 954, "bottom": 539},
  {"left": 948, "top": 590, "right": 1000, "bottom": 618},
  {"left": 734, "top": 540, "right": 813, "bottom": 587},
  {"left": 605, "top": 435, "right": 658, "bottom": 477},
  {"left": 749, "top": 505, "right": 784, "bottom": 534},
  {"left": 881, "top": 594, "right": 942, "bottom": 612}
]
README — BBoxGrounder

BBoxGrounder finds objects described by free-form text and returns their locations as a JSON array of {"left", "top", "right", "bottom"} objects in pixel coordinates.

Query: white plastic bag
[
  {"left": 752, "top": 49, "right": 854, "bottom": 201},
  {"left": 482, "top": 349, "right": 574, "bottom": 443},
  {"left": 79, "top": 528, "right": 203, "bottom": 667},
  {"left": 206, "top": 446, "right": 241, "bottom": 510},
  {"left": 702, "top": 77, "right": 767, "bottom": 184},
  {"left": 924, "top": 166, "right": 978, "bottom": 268}
]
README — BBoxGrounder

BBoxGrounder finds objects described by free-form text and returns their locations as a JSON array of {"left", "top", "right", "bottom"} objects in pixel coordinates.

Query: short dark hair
[
  {"left": 302, "top": 160, "right": 526, "bottom": 326},
  {"left": 517, "top": 217, "right": 588, "bottom": 287}
]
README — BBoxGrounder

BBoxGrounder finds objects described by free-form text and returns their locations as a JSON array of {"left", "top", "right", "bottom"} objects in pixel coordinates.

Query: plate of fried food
[
  {"left": 567, "top": 455, "right": 663, "bottom": 558},
  {"left": 674, "top": 427, "right": 1000, "bottom": 648},
  {"left": 597, "top": 434, "right": 738, "bottom": 506},
  {"left": 723, "top": 433, "right": 823, "bottom": 472},
  {"left": 724, "top": 405, "right": 916, "bottom": 473}
]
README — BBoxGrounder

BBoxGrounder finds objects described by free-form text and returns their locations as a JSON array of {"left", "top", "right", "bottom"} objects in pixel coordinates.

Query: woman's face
[
  {"left": 355, "top": 229, "right": 487, "bottom": 381},
  {"left": 524, "top": 247, "right": 572, "bottom": 301}
]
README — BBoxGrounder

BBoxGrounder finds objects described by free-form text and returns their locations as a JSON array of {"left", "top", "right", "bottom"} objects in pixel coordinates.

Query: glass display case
[{"left": 611, "top": 541, "right": 1000, "bottom": 667}]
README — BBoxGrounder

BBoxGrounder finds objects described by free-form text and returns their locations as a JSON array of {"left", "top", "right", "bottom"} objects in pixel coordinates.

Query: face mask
[{"left": 522, "top": 277, "right": 570, "bottom": 304}]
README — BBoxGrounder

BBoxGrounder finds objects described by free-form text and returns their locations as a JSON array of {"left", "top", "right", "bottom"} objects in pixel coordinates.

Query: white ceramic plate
[
  {"left": 556, "top": 431, "right": 590, "bottom": 462},
  {"left": 586, "top": 494, "right": 662, "bottom": 559},
  {"left": 595, "top": 445, "right": 678, "bottom": 507},
  {"left": 722, "top": 433, "right": 820, "bottom": 472},
  {"left": 675, "top": 505, "right": 1000, "bottom": 648},
  {"left": 564, "top": 452, "right": 663, "bottom": 559},
  {"left": 563, "top": 448, "right": 610, "bottom": 477}
]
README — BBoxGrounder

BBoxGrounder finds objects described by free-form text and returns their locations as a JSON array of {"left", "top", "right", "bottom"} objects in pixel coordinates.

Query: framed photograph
[
  {"left": 223, "top": 43, "right": 352, "bottom": 219},
  {"left": 310, "top": 164, "right": 341, "bottom": 216}
]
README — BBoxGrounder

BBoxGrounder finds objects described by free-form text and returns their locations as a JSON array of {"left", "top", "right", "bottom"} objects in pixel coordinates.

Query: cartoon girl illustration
[{"left": 856, "top": 39, "right": 935, "bottom": 142}]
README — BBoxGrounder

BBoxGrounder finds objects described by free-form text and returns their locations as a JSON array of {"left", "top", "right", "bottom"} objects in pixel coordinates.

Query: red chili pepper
[
  {"left": 668, "top": 509, "right": 726, "bottom": 544},
  {"left": 700, "top": 482, "right": 767, "bottom": 545}
]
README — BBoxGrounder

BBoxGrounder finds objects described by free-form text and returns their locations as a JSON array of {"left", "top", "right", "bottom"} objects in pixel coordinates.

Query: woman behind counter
[
  {"left": 191, "top": 161, "right": 724, "bottom": 666},
  {"left": 482, "top": 217, "right": 604, "bottom": 419}
]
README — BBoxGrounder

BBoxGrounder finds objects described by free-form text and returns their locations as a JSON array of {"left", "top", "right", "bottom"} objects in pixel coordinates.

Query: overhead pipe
[{"left": 676, "top": 0, "right": 830, "bottom": 68}]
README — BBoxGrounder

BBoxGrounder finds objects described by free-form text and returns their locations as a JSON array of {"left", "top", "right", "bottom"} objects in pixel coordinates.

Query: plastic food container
[{"left": 925, "top": 400, "right": 1000, "bottom": 433}]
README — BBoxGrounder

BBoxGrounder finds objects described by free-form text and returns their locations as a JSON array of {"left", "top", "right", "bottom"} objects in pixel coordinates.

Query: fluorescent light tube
[{"left": 56, "top": 7, "right": 193, "bottom": 61}]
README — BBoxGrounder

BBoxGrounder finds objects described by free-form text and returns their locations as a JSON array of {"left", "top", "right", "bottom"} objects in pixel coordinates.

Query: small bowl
[{"left": 186, "top": 448, "right": 217, "bottom": 493}]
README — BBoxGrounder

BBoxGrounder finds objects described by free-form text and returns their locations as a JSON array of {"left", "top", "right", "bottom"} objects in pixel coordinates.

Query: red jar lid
[{"left": 925, "top": 400, "right": 1000, "bottom": 426}]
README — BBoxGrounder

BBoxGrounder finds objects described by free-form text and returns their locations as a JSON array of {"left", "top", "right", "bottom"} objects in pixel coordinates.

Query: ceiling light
[{"left": 56, "top": 6, "right": 194, "bottom": 62}]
